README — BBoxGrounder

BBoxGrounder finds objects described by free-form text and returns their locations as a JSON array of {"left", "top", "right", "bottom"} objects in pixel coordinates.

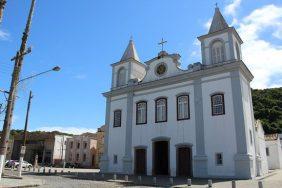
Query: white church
[{"left": 100, "top": 7, "right": 269, "bottom": 179}]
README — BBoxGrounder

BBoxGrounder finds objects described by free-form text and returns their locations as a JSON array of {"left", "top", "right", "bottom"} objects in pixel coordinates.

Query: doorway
[
  {"left": 177, "top": 146, "right": 192, "bottom": 177},
  {"left": 153, "top": 141, "right": 169, "bottom": 175},
  {"left": 135, "top": 148, "right": 146, "bottom": 175}
]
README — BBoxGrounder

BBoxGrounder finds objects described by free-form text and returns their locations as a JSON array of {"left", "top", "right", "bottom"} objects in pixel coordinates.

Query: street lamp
[
  {"left": 17, "top": 66, "right": 60, "bottom": 177},
  {"left": 18, "top": 66, "right": 61, "bottom": 84}
]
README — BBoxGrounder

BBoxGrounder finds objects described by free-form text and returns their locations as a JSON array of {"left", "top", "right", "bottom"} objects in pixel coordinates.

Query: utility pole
[
  {"left": 0, "top": 0, "right": 6, "bottom": 24},
  {"left": 18, "top": 91, "right": 33, "bottom": 177},
  {"left": 0, "top": 0, "right": 36, "bottom": 180}
]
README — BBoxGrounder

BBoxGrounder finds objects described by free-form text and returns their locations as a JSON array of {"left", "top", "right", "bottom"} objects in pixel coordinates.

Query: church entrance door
[
  {"left": 135, "top": 148, "right": 146, "bottom": 175},
  {"left": 153, "top": 141, "right": 169, "bottom": 175},
  {"left": 177, "top": 146, "right": 192, "bottom": 177}
]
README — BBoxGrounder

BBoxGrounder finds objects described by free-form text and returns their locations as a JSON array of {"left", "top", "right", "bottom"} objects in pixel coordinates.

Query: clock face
[{"left": 156, "top": 63, "right": 167, "bottom": 76}]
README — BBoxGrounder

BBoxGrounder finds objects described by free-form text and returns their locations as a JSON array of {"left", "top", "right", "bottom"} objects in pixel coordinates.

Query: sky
[{"left": 0, "top": 0, "right": 281, "bottom": 134}]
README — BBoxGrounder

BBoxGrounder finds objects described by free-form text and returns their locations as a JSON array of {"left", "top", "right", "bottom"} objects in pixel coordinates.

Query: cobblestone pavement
[{"left": 3, "top": 168, "right": 282, "bottom": 188}]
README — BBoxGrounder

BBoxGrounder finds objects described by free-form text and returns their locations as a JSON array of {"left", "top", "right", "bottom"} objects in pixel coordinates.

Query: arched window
[
  {"left": 211, "top": 41, "right": 225, "bottom": 64},
  {"left": 136, "top": 101, "right": 147, "bottom": 125},
  {"left": 211, "top": 93, "right": 225, "bottom": 116},
  {"left": 177, "top": 95, "right": 190, "bottom": 120},
  {"left": 236, "top": 43, "right": 241, "bottom": 60},
  {"left": 155, "top": 98, "right": 167, "bottom": 123},
  {"left": 117, "top": 67, "right": 126, "bottom": 87}
]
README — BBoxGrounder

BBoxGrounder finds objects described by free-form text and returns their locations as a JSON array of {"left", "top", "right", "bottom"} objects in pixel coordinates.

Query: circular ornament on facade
[{"left": 155, "top": 63, "right": 167, "bottom": 76}]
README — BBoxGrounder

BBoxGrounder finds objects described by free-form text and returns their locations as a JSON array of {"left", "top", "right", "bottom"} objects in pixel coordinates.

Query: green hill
[{"left": 252, "top": 87, "right": 282, "bottom": 134}]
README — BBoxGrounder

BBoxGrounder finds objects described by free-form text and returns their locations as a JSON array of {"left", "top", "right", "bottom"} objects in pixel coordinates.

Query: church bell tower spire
[{"left": 198, "top": 7, "right": 243, "bottom": 65}]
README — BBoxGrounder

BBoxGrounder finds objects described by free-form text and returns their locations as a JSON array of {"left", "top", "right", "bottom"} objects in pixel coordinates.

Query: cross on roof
[
  {"left": 158, "top": 38, "right": 167, "bottom": 52},
  {"left": 215, "top": 2, "right": 218, "bottom": 8}
]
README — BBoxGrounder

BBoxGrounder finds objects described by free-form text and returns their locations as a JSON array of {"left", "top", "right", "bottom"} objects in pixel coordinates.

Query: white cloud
[
  {"left": 204, "top": 18, "right": 212, "bottom": 31},
  {"left": 0, "top": 29, "right": 10, "bottom": 40},
  {"left": 34, "top": 126, "right": 97, "bottom": 135},
  {"left": 224, "top": 0, "right": 242, "bottom": 17},
  {"left": 74, "top": 73, "right": 87, "bottom": 80},
  {"left": 238, "top": 5, "right": 282, "bottom": 88}
]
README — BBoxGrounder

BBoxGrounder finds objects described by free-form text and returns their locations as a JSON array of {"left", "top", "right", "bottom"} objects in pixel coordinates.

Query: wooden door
[
  {"left": 135, "top": 149, "right": 146, "bottom": 175},
  {"left": 178, "top": 147, "right": 192, "bottom": 177}
]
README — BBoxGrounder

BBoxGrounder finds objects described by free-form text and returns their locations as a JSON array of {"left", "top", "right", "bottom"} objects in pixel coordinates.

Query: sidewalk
[{"left": 0, "top": 176, "right": 43, "bottom": 188}]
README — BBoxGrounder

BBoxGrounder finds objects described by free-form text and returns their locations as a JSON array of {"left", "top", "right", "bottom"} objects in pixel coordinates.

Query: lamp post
[
  {"left": 17, "top": 66, "right": 60, "bottom": 177},
  {"left": 0, "top": 0, "right": 36, "bottom": 180},
  {"left": 0, "top": 0, "right": 6, "bottom": 24}
]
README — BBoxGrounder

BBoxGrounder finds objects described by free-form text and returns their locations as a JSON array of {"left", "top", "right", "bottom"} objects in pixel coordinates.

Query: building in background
[
  {"left": 11, "top": 132, "right": 71, "bottom": 166},
  {"left": 254, "top": 120, "right": 269, "bottom": 175},
  {"left": 65, "top": 133, "right": 97, "bottom": 168},
  {"left": 96, "top": 125, "right": 106, "bottom": 165},
  {"left": 265, "top": 134, "right": 282, "bottom": 170},
  {"left": 65, "top": 125, "right": 106, "bottom": 168}
]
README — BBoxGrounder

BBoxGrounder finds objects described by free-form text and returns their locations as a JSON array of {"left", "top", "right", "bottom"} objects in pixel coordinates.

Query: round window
[{"left": 156, "top": 63, "right": 167, "bottom": 76}]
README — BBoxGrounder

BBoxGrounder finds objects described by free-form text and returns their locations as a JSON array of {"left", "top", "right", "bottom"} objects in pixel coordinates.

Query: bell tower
[
  {"left": 111, "top": 38, "right": 146, "bottom": 89},
  {"left": 198, "top": 7, "right": 243, "bottom": 66}
]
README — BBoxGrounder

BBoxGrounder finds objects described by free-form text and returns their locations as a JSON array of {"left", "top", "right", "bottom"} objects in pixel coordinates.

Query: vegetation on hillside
[{"left": 252, "top": 87, "right": 282, "bottom": 134}]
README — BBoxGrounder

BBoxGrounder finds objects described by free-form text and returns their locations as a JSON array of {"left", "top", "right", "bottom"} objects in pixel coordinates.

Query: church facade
[{"left": 100, "top": 8, "right": 264, "bottom": 179}]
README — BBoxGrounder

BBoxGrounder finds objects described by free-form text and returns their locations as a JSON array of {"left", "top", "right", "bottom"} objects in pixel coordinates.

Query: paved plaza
[{"left": 1, "top": 168, "right": 282, "bottom": 188}]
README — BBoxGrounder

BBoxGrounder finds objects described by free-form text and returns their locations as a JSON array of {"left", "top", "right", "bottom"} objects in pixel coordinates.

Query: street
[{"left": 2, "top": 168, "right": 282, "bottom": 188}]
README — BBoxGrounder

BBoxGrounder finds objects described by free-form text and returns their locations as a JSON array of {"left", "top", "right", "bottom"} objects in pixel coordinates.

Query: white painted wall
[
  {"left": 131, "top": 62, "right": 146, "bottom": 81},
  {"left": 107, "top": 97, "right": 127, "bottom": 172},
  {"left": 142, "top": 56, "right": 183, "bottom": 83},
  {"left": 202, "top": 73, "right": 237, "bottom": 177},
  {"left": 254, "top": 121, "right": 269, "bottom": 175},
  {"left": 53, "top": 135, "right": 71, "bottom": 162},
  {"left": 240, "top": 73, "right": 257, "bottom": 176},
  {"left": 266, "top": 139, "right": 282, "bottom": 169},
  {"left": 132, "top": 82, "right": 195, "bottom": 176}
]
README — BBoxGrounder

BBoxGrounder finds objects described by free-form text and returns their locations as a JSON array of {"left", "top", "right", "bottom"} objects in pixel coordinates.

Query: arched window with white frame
[
  {"left": 117, "top": 67, "right": 126, "bottom": 87},
  {"left": 177, "top": 95, "right": 190, "bottom": 120},
  {"left": 211, "top": 40, "right": 225, "bottom": 64},
  {"left": 136, "top": 101, "right": 147, "bottom": 125},
  {"left": 155, "top": 98, "right": 167, "bottom": 123}
]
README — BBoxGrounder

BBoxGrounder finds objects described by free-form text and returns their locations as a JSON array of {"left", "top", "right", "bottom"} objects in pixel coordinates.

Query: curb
[{"left": 0, "top": 184, "right": 40, "bottom": 188}]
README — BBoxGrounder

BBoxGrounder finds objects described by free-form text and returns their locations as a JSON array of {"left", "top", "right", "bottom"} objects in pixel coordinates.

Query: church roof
[
  {"left": 209, "top": 7, "right": 229, "bottom": 34},
  {"left": 120, "top": 39, "right": 140, "bottom": 62}
]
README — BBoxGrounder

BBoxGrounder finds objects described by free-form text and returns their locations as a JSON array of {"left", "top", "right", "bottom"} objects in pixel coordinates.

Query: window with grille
[
  {"left": 136, "top": 101, "right": 147, "bottom": 124},
  {"left": 113, "top": 155, "right": 118, "bottom": 164},
  {"left": 211, "top": 94, "right": 225, "bottom": 116},
  {"left": 113, "top": 110, "right": 122, "bottom": 127},
  {"left": 155, "top": 98, "right": 167, "bottom": 123},
  {"left": 215, "top": 153, "right": 223, "bottom": 165},
  {"left": 177, "top": 95, "right": 190, "bottom": 120}
]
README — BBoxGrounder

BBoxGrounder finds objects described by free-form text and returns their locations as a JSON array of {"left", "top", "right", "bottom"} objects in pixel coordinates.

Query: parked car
[
  {"left": 14, "top": 161, "right": 33, "bottom": 168},
  {"left": 65, "top": 162, "right": 80, "bottom": 168},
  {"left": 5, "top": 160, "right": 15, "bottom": 168}
]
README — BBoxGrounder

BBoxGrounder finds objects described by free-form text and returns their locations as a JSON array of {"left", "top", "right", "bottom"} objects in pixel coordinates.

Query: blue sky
[{"left": 0, "top": 0, "right": 281, "bottom": 134}]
